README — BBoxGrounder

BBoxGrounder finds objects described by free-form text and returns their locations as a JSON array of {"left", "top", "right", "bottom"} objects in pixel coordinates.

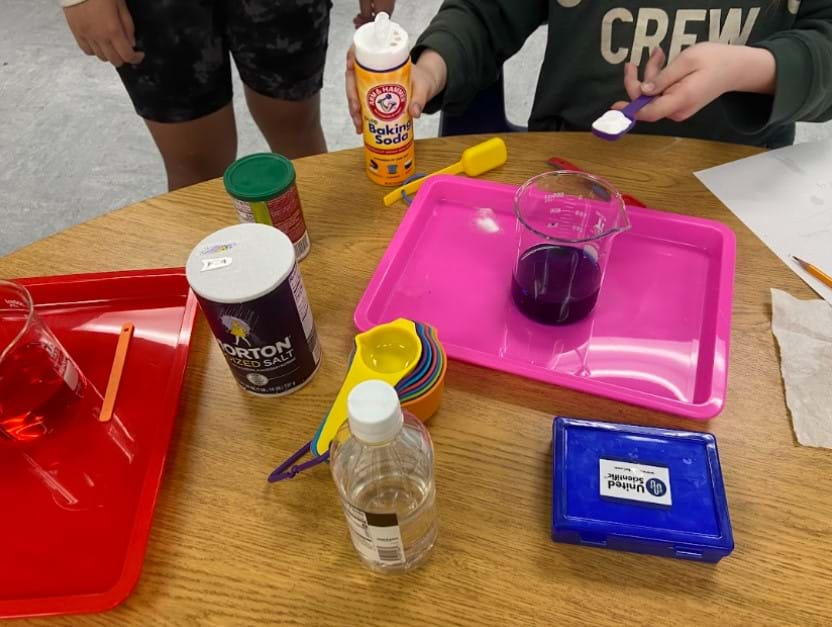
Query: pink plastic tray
[{"left": 355, "top": 176, "right": 735, "bottom": 419}]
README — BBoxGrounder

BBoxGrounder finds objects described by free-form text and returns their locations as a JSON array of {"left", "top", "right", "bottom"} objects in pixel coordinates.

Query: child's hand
[
  {"left": 355, "top": 0, "right": 396, "bottom": 28},
  {"left": 63, "top": 0, "right": 144, "bottom": 67},
  {"left": 613, "top": 43, "right": 775, "bottom": 123},
  {"left": 346, "top": 47, "right": 448, "bottom": 134},
  {"left": 345, "top": 47, "right": 364, "bottom": 133}
]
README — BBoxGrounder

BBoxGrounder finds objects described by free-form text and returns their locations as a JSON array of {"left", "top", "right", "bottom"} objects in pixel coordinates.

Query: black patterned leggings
[{"left": 117, "top": 0, "right": 332, "bottom": 123}]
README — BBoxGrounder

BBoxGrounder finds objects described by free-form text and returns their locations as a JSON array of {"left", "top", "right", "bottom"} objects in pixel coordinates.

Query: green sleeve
[
  {"left": 412, "top": 0, "right": 547, "bottom": 115},
  {"left": 726, "top": 0, "right": 832, "bottom": 133}
]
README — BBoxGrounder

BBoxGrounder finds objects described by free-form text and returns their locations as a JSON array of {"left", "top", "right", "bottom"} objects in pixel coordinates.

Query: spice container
[
  {"left": 186, "top": 223, "right": 321, "bottom": 396},
  {"left": 224, "top": 153, "right": 311, "bottom": 261}
]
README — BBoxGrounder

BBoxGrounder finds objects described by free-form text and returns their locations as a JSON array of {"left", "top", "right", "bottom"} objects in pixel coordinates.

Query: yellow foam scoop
[
  {"left": 311, "top": 319, "right": 422, "bottom": 456},
  {"left": 383, "top": 137, "right": 508, "bottom": 207}
]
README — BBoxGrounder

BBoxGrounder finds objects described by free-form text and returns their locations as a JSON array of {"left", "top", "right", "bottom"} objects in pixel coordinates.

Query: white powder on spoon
[{"left": 592, "top": 110, "right": 632, "bottom": 135}]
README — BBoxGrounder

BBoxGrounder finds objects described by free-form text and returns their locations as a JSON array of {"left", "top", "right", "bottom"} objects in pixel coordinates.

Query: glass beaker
[
  {"left": 512, "top": 171, "right": 630, "bottom": 325},
  {"left": 1, "top": 280, "right": 136, "bottom": 510},
  {"left": 0, "top": 280, "right": 86, "bottom": 441}
]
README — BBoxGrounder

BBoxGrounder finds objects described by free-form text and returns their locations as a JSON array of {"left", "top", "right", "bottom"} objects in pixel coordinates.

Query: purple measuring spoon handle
[
  {"left": 268, "top": 441, "right": 330, "bottom": 482},
  {"left": 622, "top": 94, "right": 655, "bottom": 120}
]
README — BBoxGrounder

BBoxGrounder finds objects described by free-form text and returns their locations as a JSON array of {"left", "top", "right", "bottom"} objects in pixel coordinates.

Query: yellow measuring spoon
[
  {"left": 383, "top": 137, "right": 508, "bottom": 206},
  {"left": 311, "top": 319, "right": 422, "bottom": 456}
]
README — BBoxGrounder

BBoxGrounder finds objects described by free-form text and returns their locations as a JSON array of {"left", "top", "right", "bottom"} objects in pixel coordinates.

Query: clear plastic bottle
[{"left": 330, "top": 379, "right": 437, "bottom": 573}]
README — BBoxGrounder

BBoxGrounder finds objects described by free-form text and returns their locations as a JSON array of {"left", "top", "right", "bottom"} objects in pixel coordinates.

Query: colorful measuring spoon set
[{"left": 269, "top": 319, "right": 446, "bottom": 481}]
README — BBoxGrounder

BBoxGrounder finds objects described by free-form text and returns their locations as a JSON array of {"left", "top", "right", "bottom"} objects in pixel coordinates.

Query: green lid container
[{"left": 223, "top": 153, "right": 296, "bottom": 202}]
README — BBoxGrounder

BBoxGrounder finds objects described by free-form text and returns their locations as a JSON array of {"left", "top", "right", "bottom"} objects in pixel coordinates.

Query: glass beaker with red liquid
[
  {"left": 0, "top": 281, "right": 86, "bottom": 441},
  {"left": 512, "top": 171, "right": 630, "bottom": 324},
  {"left": 0, "top": 280, "right": 135, "bottom": 510}
]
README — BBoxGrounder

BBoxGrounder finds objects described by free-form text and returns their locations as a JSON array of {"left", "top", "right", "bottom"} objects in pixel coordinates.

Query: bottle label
[
  {"left": 195, "top": 261, "right": 320, "bottom": 396},
  {"left": 344, "top": 503, "right": 406, "bottom": 565},
  {"left": 231, "top": 182, "right": 309, "bottom": 259},
  {"left": 355, "top": 59, "right": 415, "bottom": 187}
]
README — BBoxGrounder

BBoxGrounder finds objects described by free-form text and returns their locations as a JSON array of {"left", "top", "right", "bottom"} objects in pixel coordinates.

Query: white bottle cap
[
  {"left": 353, "top": 12, "right": 409, "bottom": 71},
  {"left": 347, "top": 380, "right": 404, "bottom": 444}
]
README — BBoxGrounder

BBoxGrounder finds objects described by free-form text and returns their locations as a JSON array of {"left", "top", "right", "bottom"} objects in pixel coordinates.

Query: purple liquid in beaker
[{"left": 511, "top": 244, "right": 602, "bottom": 325}]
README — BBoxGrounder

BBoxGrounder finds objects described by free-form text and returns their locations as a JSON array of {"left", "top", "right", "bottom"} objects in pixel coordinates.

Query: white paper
[
  {"left": 695, "top": 139, "right": 832, "bottom": 304},
  {"left": 770, "top": 289, "right": 832, "bottom": 448}
]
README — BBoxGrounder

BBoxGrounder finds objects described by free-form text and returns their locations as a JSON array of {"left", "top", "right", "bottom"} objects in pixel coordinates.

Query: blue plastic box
[{"left": 552, "top": 417, "right": 734, "bottom": 562}]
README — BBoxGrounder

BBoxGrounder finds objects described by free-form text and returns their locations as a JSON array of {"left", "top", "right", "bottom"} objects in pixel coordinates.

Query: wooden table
[{"left": 3, "top": 134, "right": 830, "bottom": 626}]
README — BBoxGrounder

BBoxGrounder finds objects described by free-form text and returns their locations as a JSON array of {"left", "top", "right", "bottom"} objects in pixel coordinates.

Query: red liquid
[
  {"left": 0, "top": 339, "right": 132, "bottom": 512},
  {"left": 0, "top": 341, "right": 82, "bottom": 442}
]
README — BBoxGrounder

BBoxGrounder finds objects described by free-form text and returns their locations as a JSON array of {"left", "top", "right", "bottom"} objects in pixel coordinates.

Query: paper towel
[{"left": 771, "top": 289, "right": 832, "bottom": 448}]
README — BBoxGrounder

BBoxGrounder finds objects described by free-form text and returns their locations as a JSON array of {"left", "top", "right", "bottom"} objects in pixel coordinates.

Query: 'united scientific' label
[{"left": 599, "top": 458, "right": 672, "bottom": 507}]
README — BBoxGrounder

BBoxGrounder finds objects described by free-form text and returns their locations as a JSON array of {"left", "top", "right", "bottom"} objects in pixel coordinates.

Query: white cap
[
  {"left": 353, "top": 12, "right": 409, "bottom": 71},
  {"left": 185, "top": 223, "right": 295, "bottom": 304},
  {"left": 347, "top": 380, "right": 404, "bottom": 444}
]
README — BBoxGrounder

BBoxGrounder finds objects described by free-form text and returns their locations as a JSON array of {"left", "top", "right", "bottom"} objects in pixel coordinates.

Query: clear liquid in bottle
[{"left": 331, "top": 380, "right": 437, "bottom": 572}]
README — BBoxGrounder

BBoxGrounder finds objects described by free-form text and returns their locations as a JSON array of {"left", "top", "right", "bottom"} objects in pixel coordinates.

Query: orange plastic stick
[{"left": 98, "top": 323, "right": 134, "bottom": 423}]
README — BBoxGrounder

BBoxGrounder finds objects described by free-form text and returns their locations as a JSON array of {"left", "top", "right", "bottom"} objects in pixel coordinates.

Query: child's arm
[
  {"left": 355, "top": 0, "right": 396, "bottom": 28},
  {"left": 346, "top": 0, "right": 544, "bottom": 132},
  {"left": 613, "top": 43, "right": 775, "bottom": 123},
  {"left": 616, "top": 0, "right": 832, "bottom": 131},
  {"left": 735, "top": 0, "right": 832, "bottom": 128},
  {"left": 63, "top": 0, "right": 144, "bottom": 67},
  {"left": 411, "top": 0, "right": 547, "bottom": 115}
]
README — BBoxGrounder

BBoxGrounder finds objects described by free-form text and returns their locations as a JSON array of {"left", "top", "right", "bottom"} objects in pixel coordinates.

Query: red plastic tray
[{"left": 0, "top": 268, "right": 198, "bottom": 619}]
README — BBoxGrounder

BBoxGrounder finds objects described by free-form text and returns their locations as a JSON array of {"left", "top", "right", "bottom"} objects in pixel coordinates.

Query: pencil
[
  {"left": 792, "top": 256, "right": 832, "bottom": 290},
  {"left": 98, "top": 322, "right": 134, "bottom": 423}
]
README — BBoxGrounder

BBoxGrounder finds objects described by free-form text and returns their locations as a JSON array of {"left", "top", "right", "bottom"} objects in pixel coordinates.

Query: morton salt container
[{"left": 186, "top": 223, "right": 321, "bottom": 396}]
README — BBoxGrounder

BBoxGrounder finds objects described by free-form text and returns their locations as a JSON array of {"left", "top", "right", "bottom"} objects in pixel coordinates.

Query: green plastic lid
[{"left": 223, "top": 153, "right": 296, "bottom": 202}]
